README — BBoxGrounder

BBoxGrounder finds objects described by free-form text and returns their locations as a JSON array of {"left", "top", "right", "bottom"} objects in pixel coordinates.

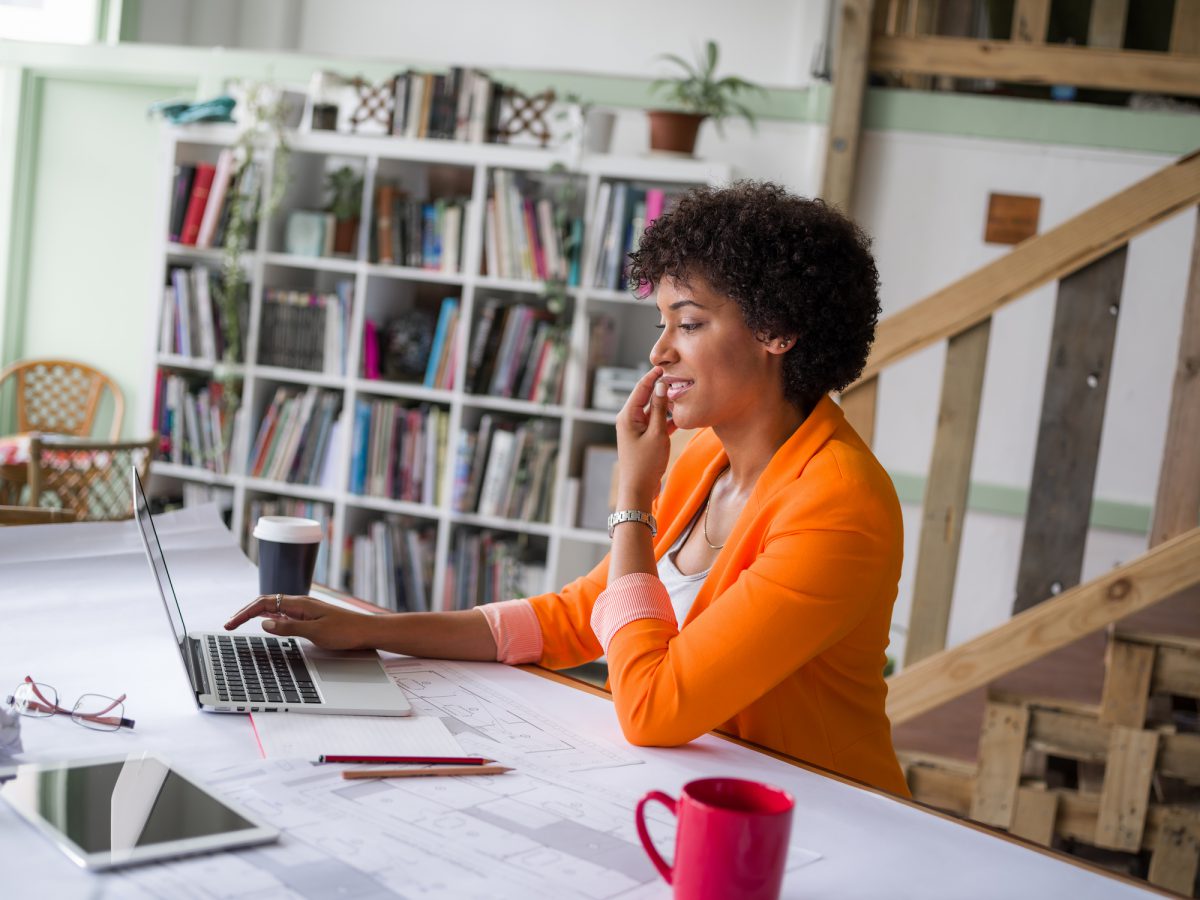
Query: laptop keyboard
[{"left": 206, "top": 634, "right": 322, "bottom": 706}]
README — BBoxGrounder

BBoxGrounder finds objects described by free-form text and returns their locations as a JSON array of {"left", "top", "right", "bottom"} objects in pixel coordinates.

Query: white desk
[{"left": 0, "top": 507, "right": 1160, "bottom": 899}]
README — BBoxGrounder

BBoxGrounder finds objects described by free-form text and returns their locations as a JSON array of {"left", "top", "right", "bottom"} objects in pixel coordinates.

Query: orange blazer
[{"left": 525, "top": 395, "right": 909, "bottom": 797}]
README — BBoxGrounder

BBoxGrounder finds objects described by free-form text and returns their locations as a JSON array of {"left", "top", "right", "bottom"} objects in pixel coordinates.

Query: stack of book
[
  {"left": 345, "top": 518, "right": 436, "bottom": 612},
  {"left": 258, "top": 283, "right": 352, "bottom": 374},
  {"left": 247, "top": 386, "right": 343, "bottom": 486},
  {"left": 390, "top": 67, "right": 509, "bottom": 143},
  {"left": 151, "top": 373, "right": 242, "bottom": 474},
  {"left": 372, "top": 186, "right": 468, "bottom": 273},
  {"left": 465, "top": 299, "right": 565, "bottom": 402},
  {"left": 483, "top": 170, "right": 582, "bottom": 284},
  {"left": 444, "top": 530, "right": 547, "bottom": 611},
  {"left": 245, "top": 497, "right": 332, "bottom": 587},
  {"left": 348, "top": 398, "right": 448, "bottom": 505},
  {"left": 167, "top": 152, "right": 260, "bottom": 249},
  {"left": 586, "top": 183, "right": 671, "bottom": 291},
  {"left": 158, "top": 265, "right": 246, "bottom": 362},
  {"left": 451, "top": 415, "right": 558, "bottom": 523}
]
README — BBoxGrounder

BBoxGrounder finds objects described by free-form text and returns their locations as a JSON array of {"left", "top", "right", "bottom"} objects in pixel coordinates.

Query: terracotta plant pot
[
  {"left": 647, "top": 110, "right": 707, "bottom": 155},
  {"left": 333, "top": 217, "right": 359, "bottom": 256}
]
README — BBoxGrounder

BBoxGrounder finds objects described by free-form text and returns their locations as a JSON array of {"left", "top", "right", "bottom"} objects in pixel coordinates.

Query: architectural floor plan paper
[
  {"left": 117, "top": 754, "right": 819, "bottom": 899},
  {"left": 250, "top": 712, "right": 465, "bottom": 760}
]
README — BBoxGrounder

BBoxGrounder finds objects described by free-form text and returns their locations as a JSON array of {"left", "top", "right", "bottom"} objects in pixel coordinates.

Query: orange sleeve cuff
[
  {"left": 590, "top": 573, "right": 676, "bottom": 653},
  {"left": 477, "top": 599, "right": 543, "bottom": 664}
]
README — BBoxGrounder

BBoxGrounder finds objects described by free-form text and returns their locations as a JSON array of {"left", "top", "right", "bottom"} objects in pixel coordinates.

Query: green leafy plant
[
  {"left": 218, "top": 82, "right": 292, "bottom": 365},
  {"left": 325, "top": 166, "right": 363, "bottom": 221},
  {"left": 650, "top": 40, "right": 766, "bottom": 134}
]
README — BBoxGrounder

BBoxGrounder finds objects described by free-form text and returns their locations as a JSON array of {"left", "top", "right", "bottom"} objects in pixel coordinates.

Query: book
[
  {"left": 477, "top": 428, "right": 515, "bottom": 518},
  {"left": 375, "top": 183, "right": 396, "bottom": 264},
  {"left": 179, "top": 162, "right": 216, "bottom": 246},
  {"left": 168, "top": 164, "right": 196, "bottom": 242},
  {"left": 584, "top": 182, "right": 612, "bottom": 286},
  {"left": 196, "top": 149, "right": 235, "bottom": 249},
  {"left": 424, "top": 298, "right": 458, "bottom": 388}
]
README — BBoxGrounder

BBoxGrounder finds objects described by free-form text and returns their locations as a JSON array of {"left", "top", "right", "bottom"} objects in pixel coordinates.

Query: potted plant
[
  {"left": 648, "top": 40, "right": 765, "bottom": 156},
  {"left": 325, "top": 165, "right": 363, "bottom": 256}
]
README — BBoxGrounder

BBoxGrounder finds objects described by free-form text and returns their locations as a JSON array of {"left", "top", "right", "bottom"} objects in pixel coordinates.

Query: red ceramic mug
[{"left": 635, "top": 777, "right": 794, "bottom": 900}]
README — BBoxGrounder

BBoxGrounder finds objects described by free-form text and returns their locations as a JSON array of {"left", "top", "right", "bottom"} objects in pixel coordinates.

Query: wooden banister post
[
  {"left": 904, "top": 318, "right": 990, "bottom": 664},
  {"left": 1012, "top": 0, "right": 1050, "bottom": 44},
  {"left": 1149, "top": 207, "right": 1200, "bottom": 547}
]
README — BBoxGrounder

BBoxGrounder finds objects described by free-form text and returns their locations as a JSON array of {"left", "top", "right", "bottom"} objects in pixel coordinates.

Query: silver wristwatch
[{"left": 607, "top": 509, "right": 657, "bottom": 538}]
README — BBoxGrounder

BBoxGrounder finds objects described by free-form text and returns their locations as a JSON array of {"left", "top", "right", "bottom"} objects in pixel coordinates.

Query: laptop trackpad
[{"left": 312, "top": 658, "right": 385, "bottom": 683}]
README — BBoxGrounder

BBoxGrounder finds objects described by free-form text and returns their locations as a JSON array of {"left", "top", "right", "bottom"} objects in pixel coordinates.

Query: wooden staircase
[{"left": 851, "top": 150, "right": 1200, "bottom": 893}]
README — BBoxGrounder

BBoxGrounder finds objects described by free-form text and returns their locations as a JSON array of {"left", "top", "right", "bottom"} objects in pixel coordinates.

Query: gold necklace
[{"left": 702, "top": 468, "right": 728, "bottom": 550}]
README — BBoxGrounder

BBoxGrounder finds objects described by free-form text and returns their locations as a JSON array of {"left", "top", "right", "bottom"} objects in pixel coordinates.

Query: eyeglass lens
[{"left": 10, "top": 682, "right": 125, "bottom": 731}]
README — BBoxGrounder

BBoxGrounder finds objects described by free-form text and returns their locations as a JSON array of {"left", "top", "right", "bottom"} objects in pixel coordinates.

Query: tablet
[{"left": 0, "top": 754, "right": 279, "bottom": 870}]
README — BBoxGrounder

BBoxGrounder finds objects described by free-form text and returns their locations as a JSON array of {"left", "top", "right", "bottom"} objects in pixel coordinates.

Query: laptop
[{"left": 132, "top": 470, "right": 411, "bottom": 717}]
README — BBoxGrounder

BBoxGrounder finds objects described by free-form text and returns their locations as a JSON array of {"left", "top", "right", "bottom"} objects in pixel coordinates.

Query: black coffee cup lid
[{"left": 252, "top": 516, "right": 322, "bottom": 543}]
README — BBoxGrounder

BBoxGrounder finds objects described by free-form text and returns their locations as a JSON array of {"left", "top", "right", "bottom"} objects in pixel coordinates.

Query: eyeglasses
[{"left": 6, "top": 676, "right": 135, "bottom": 731}]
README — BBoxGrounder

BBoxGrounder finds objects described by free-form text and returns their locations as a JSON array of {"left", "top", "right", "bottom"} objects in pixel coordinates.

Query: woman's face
[{"left": 648, "top": 275, "right": 785, "bottom": 431}]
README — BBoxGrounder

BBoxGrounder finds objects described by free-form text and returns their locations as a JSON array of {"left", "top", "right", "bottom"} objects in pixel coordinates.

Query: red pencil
[{"left": 317, "top": 755, "right": 495, "bottom": 765}]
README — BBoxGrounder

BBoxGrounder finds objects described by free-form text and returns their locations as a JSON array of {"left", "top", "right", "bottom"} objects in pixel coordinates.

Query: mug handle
[{"left": 635, "top": 790, "right": 678, "bottom": 884}]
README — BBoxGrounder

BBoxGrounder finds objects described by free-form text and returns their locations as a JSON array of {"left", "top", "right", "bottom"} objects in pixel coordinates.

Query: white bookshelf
[{"left": 146, "top": 123, "right": 731, "bottom": 606}]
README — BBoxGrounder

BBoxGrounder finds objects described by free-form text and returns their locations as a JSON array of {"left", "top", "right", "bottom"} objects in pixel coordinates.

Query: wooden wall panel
[{"left": 1013, "top": 247, "right": 1127, "bottom": 614}]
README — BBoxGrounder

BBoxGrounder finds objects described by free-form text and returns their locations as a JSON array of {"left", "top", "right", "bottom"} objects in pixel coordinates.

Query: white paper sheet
[{"left": 249, "top": 712, "right": 464, "bottom": 761}]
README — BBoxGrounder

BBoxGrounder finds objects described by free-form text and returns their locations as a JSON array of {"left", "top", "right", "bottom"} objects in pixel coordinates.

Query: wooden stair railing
[
  {"left": 887, "top": 527, "right": 1200, "bottom": 725},
  {"left": 851, "top": 150, "right": 1200, "bottom": 672}
]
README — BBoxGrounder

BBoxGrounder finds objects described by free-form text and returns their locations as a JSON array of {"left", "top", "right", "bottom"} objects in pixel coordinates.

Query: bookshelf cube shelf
[{"left": 147, "top": 123, "right": 731, "bottom": 610}]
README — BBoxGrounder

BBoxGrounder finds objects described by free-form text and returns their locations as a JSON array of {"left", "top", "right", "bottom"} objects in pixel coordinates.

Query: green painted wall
[{"left": 16, "top": 74, "right": 187, "bottom": 437}]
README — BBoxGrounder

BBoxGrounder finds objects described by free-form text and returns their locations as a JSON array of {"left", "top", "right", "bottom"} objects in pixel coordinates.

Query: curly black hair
[{"left": 627, "top": 180, "right": 880, "bottom": 409}]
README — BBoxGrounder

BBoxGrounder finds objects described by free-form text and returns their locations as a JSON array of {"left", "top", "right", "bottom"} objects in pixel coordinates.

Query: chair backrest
[
  {"left": 0, "top": 358, "right": 124, "bottom": 440},
  {"left": 27, "top": 436, "right": 155, "bottom": 522},
  {"left": 0, "top": 504, "right": 75, "bottom": 525}
]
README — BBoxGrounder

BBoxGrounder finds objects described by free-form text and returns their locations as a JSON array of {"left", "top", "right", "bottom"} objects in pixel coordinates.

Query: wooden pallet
[{"left": 901, "top": 631, "right": 1200, "bottom": 896}]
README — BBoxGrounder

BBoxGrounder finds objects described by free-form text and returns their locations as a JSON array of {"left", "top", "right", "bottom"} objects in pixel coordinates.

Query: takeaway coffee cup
[
  {"left": 253, "top": 516, "right": 323, "bottom": 597},
  {"left": 636, "top": 777, "right": 794, "bottom": 900}
]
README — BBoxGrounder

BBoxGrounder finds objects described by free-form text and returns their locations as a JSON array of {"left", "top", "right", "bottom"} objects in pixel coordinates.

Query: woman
[{"left": 226, "top": 181, "right": 908, "bottom": 796}]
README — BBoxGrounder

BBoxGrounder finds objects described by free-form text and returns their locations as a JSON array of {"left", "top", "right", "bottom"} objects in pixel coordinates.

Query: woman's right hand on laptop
[{"left": 224, "top": 595, "right": 371, "bottom": 651}]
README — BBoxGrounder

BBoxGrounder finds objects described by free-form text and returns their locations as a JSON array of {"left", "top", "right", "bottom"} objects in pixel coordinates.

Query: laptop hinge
[{"left": 189, "top": 637, "right": 211, "bottom": 696}]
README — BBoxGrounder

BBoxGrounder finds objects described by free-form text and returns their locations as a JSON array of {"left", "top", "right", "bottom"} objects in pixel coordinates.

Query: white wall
[
  {"left": 857, "top": 134, "right": 1191, "bottom": 506},
  {"left": 139, "top": 0, "right": 831, "bottom": 88}
]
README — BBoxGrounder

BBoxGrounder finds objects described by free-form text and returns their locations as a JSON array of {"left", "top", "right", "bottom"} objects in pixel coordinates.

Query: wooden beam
[
  {"left": 1147, "top": 808, "right": 1200, "bottom": 895},
  {"left": 821, "top": 0, "right": 875, "bottom": 212},
  {"left": 839, "top": 375, "right": 877, "bottom": 448},
  {"left": 886, "top": 527, "right": 1200, "bottom": 724},
  {"left": 905, "top": 319, "right": 990, "bottom": 664},
  {"left": 1171, "top": 0, "right": 1200, "bottom": 56},
  {"left": 1011, "top": 787, "right": 1058, "bottom": 847},
  {"left": 856, "top": 151, "right": 1200, "bottom": 385},
  {"left": 869, "top": 35, "right": 1200, "bottom": 96},
  {"left": 970, "top": 701, "right": 1028, "bottom": 828},
  {"left": 900, "top": 0, "right": 940, "bottom": 89},
  {"left": 1095, "top": 726, "right": 1159, "bottom": 851},
  {"left": 1150, "top": 208, "right": 1200, "bottom": 548},
  {"left": 1087, "top": 0, "right": 1128, "bottom": 50},
  {"left": 1011, "top": 0, "right": 1050, "bottom": 44},
  {"left": 1098, "top": 638, "right": 1155, "bottom": 728},
  {"left": 1013, "top": 248, "right": 1126, "bottom": 614}
]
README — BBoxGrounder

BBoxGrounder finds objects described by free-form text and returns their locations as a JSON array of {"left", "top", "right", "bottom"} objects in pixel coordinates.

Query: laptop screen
[{"left": 132, "top": 469, "right": 196, "bottom": 691}]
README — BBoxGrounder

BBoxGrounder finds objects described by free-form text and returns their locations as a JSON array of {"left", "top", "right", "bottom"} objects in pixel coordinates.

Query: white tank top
[{"left": 657, "top": 509, "right": 711, "bottom": 627}]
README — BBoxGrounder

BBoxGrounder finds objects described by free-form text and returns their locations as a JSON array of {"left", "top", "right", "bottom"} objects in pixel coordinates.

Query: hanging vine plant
[{"left": 216, "top": 83, "right": 293, "bottom": 366}]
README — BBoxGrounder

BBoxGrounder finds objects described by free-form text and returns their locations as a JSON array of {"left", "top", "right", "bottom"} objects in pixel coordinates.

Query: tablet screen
[{"left": 0, "top": 755, "right": 277, "bottom": 869}]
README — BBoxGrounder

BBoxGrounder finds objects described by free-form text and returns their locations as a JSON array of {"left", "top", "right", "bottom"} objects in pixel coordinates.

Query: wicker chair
[
  {"left": 0, "top": 358, "right": 125, "bottom": 506},
  {"left": 27, "top": 436, "right": 155, "bottom": 522},
  {"left": 0, "top": 358, "right": 124, "bottom": 439}
]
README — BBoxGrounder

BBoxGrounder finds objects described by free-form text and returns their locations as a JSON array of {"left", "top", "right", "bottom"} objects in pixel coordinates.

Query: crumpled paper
[{"left": 0, "top": 705, "right": 22, "bottom": 758}]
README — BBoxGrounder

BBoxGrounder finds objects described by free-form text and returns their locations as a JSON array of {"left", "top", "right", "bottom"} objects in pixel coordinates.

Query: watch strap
[{"left": 607, "top": 509, "right": 657, "bottom": 538}]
